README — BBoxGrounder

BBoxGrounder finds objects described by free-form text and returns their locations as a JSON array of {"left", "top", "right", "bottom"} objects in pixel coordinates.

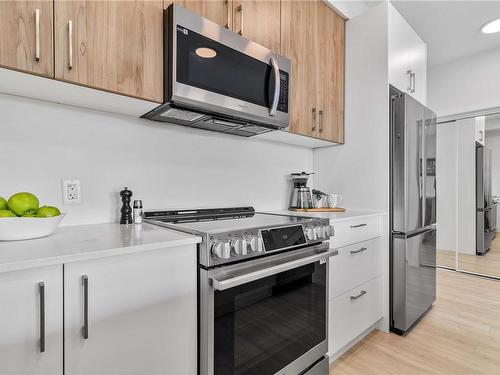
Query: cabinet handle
[
  {"left": 225, "top": 0, "right": 230, "bottom": 29},
  {"left": 237, "top": 4, "right": 243, "bottom": 36},
  {"left": 35, "top": 9, "right": 40, "bottom": 62},
  {"left": 38, "top": 282, "right": 45, "bottom": 353},
  {"left": 312, "top": 108, "right": 317, "bottom": 131},
  {"left": 350, "top": 247, "right": 367, "bottom": 254},
  {"left": 319, "top": 110, "right": 323, "bottom": 132},
  {"left": 68, "top": 20, "right": 73, "bottom": 70},
  {"left": 410, "top": 72, "right": 416, "bottom": 93},
  {"left": 82, "top": 275, "right": 89, "bottom": 339},
  {"left": 350, "top": 290, "right": 367, "bottom": 300},
  {"left": 406, "top": 70, "right": 412, "bottom": 92},
  {"left": 479, "top": 130, "right": 484, "bottom": 142},
  {"left": 350, "top": 223, "right": 367, "bottom": 228}
]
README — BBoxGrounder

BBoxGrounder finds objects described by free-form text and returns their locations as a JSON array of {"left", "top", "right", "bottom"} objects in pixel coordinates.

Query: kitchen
[{"left": 0, "top": 1, "right": 499, "bottom": 375}]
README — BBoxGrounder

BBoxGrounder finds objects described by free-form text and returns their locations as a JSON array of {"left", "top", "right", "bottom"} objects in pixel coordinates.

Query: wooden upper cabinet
[
  {"left": 317, "top": 1, "right": 345, "bottom": 143},
  {"left": 281, "top": 0, "right": 318, "bottom": 138},
  {"left": 232, "top": 0, "right": 280, "bottom": 52},
  {"left": 0, "top": 1, "right": 54, "bottom": 77},
  {"left": 165, "top": 1, "right": 280, "bottom": 52},
  {"left": 54, "top": 0, "right": 163, "bottom": 103},
  {"left": 165, "top": 0, "right": 232, "bottom": 28},
  {"left": 281, "top": 0, "right": 345, "bottom": 143}
]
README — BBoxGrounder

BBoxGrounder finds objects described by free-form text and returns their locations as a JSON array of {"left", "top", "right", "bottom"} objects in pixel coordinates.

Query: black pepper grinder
[{"left": 120, "top": 187, "right": 133, "bottom": 225}]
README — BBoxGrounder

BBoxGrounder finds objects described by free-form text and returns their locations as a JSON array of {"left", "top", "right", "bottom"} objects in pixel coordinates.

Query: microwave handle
[
  {"left": 210, "top": 246, "right": 338, "bottom": 291},
  {"left": 269, "top": 57, "right": 280, "bottom": 116}
]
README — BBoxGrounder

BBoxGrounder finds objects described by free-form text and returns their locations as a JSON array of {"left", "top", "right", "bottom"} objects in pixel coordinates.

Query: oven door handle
[{"left": 209, "top": 246, "right": 338, "bottom": 291}]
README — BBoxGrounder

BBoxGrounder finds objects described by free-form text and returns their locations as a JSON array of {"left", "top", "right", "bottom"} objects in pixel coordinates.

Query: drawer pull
[
  {"left": 38, "top": 281, "right": 45, "bottom": 352},
  {"left": 350, "top": 223, "right": 367, "bottom": 228},
  {"left": 82, "top": 275, "right": 89, "bottom": 339},
  {"left": 350, "top": 247, "right": 367, "bottom": 254},
  {"left": 350, "top": 290, "right": 367, "bottom": 300}
]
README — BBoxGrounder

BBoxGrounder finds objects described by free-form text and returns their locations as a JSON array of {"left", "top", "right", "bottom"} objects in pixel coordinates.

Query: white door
[
  {"left": 0, "top": 265, "right": 63, "bottom": 375},
  {"left": 64, "top": 246, "right": 197, "bottom": 375}
]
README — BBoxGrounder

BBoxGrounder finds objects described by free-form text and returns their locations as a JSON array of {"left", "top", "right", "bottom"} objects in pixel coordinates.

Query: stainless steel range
[{"left": 144, "top": 207, "right": 337, "bottom": 375}]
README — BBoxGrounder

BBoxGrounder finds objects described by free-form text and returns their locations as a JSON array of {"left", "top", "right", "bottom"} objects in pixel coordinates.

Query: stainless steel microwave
[{"left": 142, "top": 4, "right": 291, "bottom": 137}]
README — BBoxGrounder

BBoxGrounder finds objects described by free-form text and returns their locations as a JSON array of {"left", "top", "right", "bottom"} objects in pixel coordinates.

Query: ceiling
[{"left": 391, "top": 1, "right": 500, "bottom": 67}]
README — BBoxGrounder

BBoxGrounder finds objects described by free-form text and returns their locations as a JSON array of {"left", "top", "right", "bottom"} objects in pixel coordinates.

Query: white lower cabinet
[
  {"left": 64, "top": 245, "right": 197, "bottom": 375},
  {"left": 329, "top": 276, "right": 383, "bottom": 355},
  {"left": 0, "top": 265, "right": 63, "bottom": 375},
  {"left": 330, "top": 216, "right": 383, "bottom": 249},
  {"left": 330, "top": 238, "right": 382, "bottom": 300},
  {"left": 328, "top": 214, "right": 385, "bottom": 361}
]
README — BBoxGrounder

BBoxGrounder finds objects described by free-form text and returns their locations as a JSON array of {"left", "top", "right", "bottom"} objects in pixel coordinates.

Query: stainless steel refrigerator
[
  {"left": 476, "top": 144, "right": 496, "bottom": 254},
  {"left": 390, "top": 86, "right": 437, "bottom": 335}
]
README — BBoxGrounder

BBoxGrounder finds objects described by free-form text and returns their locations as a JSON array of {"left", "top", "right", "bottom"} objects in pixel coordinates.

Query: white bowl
[{"left": 0, "top": 214, "right": 66, "bottom": 241}]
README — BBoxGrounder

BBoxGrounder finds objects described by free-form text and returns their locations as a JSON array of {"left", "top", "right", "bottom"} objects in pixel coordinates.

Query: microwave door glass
[{"left": 176, "top": 27, "right": 273, "bottom": 109}]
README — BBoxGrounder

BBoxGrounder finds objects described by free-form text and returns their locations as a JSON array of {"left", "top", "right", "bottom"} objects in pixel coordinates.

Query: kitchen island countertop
[{"left": 0, "top": 223, "right": 201, "bottom": 273}]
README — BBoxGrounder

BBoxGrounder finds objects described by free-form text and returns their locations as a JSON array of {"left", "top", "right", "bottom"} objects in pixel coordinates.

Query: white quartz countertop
[
  {"left": 0, "top": 223, "right": 201, "bottom": 274},
  {"left": 271, "top": 210, "right": 386, "bottom": 222}
]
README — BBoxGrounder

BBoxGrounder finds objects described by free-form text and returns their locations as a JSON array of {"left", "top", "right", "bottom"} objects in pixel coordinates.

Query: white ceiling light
[{"left": 481, "top": 17, "right": 500, "bottom": 34}]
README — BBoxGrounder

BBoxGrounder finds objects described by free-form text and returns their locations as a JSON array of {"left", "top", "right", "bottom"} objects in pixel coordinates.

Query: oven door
[
  {"left": 200, "top": 244, "right": 337, "bottom": 375},
  {"left": 167, "top": 4, "right": 290, "bottom": 129}
]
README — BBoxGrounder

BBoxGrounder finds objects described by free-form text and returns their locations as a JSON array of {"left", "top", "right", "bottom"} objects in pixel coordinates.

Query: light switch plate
[{"left": 62, "top": 178, "right": 82, "bottom": 204}]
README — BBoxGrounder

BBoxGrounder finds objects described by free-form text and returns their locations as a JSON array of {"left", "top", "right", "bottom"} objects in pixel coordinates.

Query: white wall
[
  {"left": 428, "top": 47, "right": 500, "bottom": 118},
  {"left": 314, "top": 2, "right": 389, "bottom": 213},
  {"left": 0, "top": 94, "right": 313, "bottom": 226}
]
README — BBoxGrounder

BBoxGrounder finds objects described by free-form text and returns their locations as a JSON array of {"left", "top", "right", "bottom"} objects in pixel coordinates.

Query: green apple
[
  {"left": 36, "top": 206, "right": 61, "bottom": 218},
  {"left": 8, "top": 192, "right": 39, "bottom": 216},
  {"left": 0, "top": 196, "right": 7, "bottom": 210},
  {"left": 0, "top": 210, "right": 17, "bottom": 218}
]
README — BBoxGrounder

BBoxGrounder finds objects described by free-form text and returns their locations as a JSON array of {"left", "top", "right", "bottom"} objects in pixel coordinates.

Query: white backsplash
[{"left": 0, "top": 94, "right": 313, "bottom": 226}]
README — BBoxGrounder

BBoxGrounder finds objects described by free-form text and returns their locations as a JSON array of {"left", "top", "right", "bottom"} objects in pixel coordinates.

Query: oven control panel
[{"left": 208, "top": 220, "right": 334, "bottom": 262}]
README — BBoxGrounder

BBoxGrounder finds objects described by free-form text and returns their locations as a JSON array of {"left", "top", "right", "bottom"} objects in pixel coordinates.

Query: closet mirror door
[
  {"left": 457, "top": 115, "right": 500, "bottom": 278},
  {"left": 436, "top": 120, "right": 458, "bottom": 270}
]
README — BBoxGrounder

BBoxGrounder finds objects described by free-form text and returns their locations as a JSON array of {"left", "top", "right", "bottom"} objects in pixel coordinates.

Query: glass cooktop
[{"left": 144, "top": 207, "right": 317, "bottom": 235}]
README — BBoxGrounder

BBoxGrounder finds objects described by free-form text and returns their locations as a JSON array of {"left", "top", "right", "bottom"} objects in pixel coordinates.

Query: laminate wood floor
[
  {"left": 437, "top": 235, "right": 500, "bottom": 278},
  {"left": 329, "top": 269, "right": 500, "bottom": 375}
]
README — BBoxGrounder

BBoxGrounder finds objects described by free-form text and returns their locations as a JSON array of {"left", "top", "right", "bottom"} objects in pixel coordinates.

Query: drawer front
[
  {"left": 330, "top": 216, "right": 383, "bottom": 249},
  {"left": 329, "top": 237, "right": 382, "bottom": 300},
  {"left": 328, "top": 276, "right": 382, "bottom": 355}
]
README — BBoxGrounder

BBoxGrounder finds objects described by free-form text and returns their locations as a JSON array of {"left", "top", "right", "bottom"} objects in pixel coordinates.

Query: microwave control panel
[{"left": 278, "top": 71, "right": 289, "bottom": 113}]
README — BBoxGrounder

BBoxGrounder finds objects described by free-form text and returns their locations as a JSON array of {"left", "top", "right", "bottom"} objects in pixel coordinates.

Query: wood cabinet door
[
  {"left": 0, "top": 265, "right": 63, "bottom": 375},
  {"left": 54, "top": 0, "right": 163, "bottom": 103},
  {"left": 232, "top": 0, "right": 280, "bottom": 52},
  {"left": 165, "top": 0, "right": 232, "bottom": 28},
  {"left": 0, "top": 0, "right": 53, "bottom": 77},
  {"left": 317, "top": 1, "right": 345, "bottom": 143},
  {"left": 64, "top": 246, "right": 197, "bottom": 375},
  {"left": 281, "top": 0, "right": 319, "bottom": 138}
]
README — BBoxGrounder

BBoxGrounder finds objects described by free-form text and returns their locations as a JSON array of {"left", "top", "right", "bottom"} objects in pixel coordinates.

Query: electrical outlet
[{"left": 62, "top": 179, "right": 82, "bottom": 204}]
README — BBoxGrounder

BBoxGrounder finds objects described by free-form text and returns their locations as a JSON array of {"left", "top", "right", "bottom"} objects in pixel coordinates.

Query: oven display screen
[{"left": 260, "top": 225, "right": 306, "bottom": 251}]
